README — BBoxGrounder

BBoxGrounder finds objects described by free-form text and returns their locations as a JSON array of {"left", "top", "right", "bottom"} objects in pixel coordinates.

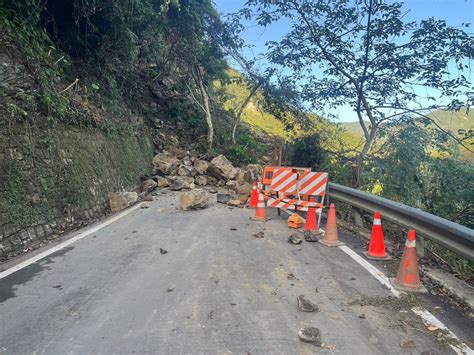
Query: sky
[{"left": 213, "top": 0, "right": 474, "bottom": 122}]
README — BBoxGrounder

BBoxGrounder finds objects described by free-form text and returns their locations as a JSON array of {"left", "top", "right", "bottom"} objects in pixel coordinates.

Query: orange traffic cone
[
  {"left": 254, "top": 192, "right": 267, "bottom": 221},
  {"left": 250, "top": 182, "right": 258, "bottom": 208},
  {"left": 363, "top": 211, "right": 392, "bottom": 260},
  {"left": 304, "top": 197, "right": 318, "bottom": 232},
  {"left": 319, "top": 203, "right": 344, "bottom": 247},
  {"left": 390, "top": 229, "right": 427, "bottom": 293}
]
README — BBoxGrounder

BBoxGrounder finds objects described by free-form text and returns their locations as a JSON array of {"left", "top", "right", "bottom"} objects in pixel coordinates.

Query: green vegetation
[
  {"left": 342, "top": 108, "right": 474, "bottom": 161},
  {"left": 236, "top": 0, "right": 473, "bottom": 188},
  {"left": 0, "top": 163, "right": 43, "bottom": 229},
  {"left": 0, "top": 1, "right": 472, "bottom": 274},
  {"left": 0, "top": 125, "right": 152, "bottom": 230}
]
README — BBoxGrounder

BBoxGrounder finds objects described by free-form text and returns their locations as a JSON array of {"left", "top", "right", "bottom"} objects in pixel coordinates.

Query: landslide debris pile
[{"left": 109, "top": 148, "right": 261, "bottom": 212}]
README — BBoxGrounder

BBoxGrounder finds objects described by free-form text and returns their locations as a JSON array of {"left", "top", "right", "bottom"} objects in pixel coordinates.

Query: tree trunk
[
  {"left": 352, "top": 125, "right": 377, "bottom": 188},
  {"left": 193, "top": 66, "right": 214, "bottom": 149},
  {"left": 232, "top": 83, "right": 260, "bottom": 144}
]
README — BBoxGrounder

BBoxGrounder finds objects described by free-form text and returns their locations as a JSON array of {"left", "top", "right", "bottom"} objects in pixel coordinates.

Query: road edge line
[
  {"left": 0, "top": 204, "right": 142, "bottom": 280},
  {"left": 337, "top": 244, "right": 472, "bottom": 354},
  {"left": 337, "top": 244, "right": 401, "bottom": 297},
  {"left": 411, "top": 307, "right": 472, "bottom": 355}
]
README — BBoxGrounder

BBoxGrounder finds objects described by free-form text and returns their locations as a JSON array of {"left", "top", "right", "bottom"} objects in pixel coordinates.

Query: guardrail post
[
  {"left": 416, "top": 236, "right": 425, "bottom": 257},
  {"left": 352, "top": 208, "right": 364, "bottom": 227}
]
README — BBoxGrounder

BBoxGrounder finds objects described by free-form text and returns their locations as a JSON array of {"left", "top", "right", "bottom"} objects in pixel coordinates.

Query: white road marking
[
  {"left": 144, "top": 309, "right": 158, "bottom": 330},
  {"left": 336, "top": 241, "right": 472, "bottom": 354},
  {"left": 338, "top": 244, "right": 401, "bottom": 298},
  {"left": 412, "top": 308, "right": 473, "bottom": 355},
  {"left": 0, "top": 204, "right": 142, "bottom": 280}
]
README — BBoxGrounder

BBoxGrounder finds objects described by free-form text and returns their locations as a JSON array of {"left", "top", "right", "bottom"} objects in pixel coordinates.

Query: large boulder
[
  {"left": 226, "top": 180, "right": 240, "bottom": 190},
  {"left": 180, "top": 189, "right": 209, "bottom": 210},
  {"left": 155, "top": 176, "right": 170, "bottom": 188},
  {"left": 206, "top": 176, "right": 218, "bottom": 186},
  {"left": 208, "top": 155, "right": 237, "bottom": 180},
  {"left": 244, "top": 164, "right": 262, "bottom": 183},
  {"left": 217, "top": 193, "right": 232, "bottom": 204},
  {"left": 181, "top": 156, "right": 193, "bottom": 166},
  {"left": 122, "top": 192, "right": 138, "bottom": 205},
  {"left": 109, "top": 192, "right": 138, "bottom": 212},
  {"left": 194, "top": 160, "right": 209, "bottom": 175},
  {"left": 169, "top": 147, "right": 187, "bottom": 159},
  {"left": 169, "top": 176, "right": 195, "bottom": 190},
  {"left": 142, "top": 179, "right": 158, "bottom": 192},
  {"left": 177, "top": 165, "right": 192, "bottom": 177},
  {"left": 152, "top": 153, "right": 180, "bottom": 175},
  {"left": 236, "top": 182, "right": 253, "bottom": 202},
  {"left": 235, "top": 168, "right": 246, "bottom": 183},
  {"left": 195, "top": 175, "right": 208, "bottom": 186}
]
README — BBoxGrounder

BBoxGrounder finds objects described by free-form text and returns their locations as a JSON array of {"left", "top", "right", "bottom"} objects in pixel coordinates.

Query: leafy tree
[
  {"left": 289, "top": 135, "right": 327, "bottom": 170},
  {"left": 238, "top": 0, "right": 474, "bottom": 187},
  {"left": 167, "top": 0, "right": 228, "bottom": 149},
  {"left": 371, "top": 122, "right": 474, "bottom": 228}
]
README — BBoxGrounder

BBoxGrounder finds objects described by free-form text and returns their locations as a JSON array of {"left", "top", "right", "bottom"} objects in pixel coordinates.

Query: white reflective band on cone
[
  {"left": 406, "top": 239, "right": 416, "bottom": 248},
  {"left": 373, "top": 219, "right": 381, "bottom": 225}
]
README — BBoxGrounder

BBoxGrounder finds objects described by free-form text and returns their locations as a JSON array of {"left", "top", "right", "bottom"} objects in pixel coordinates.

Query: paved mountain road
[{"left": 0, "top": 191, "right": 470, "bottom": 354}]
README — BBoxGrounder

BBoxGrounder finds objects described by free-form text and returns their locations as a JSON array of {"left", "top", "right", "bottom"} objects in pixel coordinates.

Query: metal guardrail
[{"left": 328, "top": 182, "right": 474, "bottom": 261}]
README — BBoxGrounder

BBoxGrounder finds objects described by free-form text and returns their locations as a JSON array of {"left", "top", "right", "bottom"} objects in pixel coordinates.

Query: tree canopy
[{"left": 236, "top": 0, "right": 474, "bottom": 186}]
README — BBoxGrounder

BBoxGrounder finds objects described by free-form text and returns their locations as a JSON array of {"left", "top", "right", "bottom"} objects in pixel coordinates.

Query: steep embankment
[
  {"left": 0, "top": 124, "right": 153, "bottom": 257},
  {"left": 0, "top": 29, "right": 154, "bottom": 257},
  {"left": 0, "top": 13, "right": 156, "bottom": 258}
]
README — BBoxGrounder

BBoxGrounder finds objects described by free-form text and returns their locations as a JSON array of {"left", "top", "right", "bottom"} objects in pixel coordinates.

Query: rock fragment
[
  {"left": 142, "top": 179, "right": 158, "bottom": 192},
  {"left": 217, "top": 193, "right": 232, "bottom": 204},
  {"left": 288, "top": 234, "right": 303, "bottom": 244},
  {"left": 227, "top": 199, "right": 243, "bottom": 207},
  {"left": 400, "top": 338, "right": 416, "bottom": 348},
  {"left": 298, "top": 327, "right": 321, "bottom": 346},
  {"left": 304, "top": 230, "right": 318, "bottom": 242},
  {"left": 297, "top": 295, "right": 319, "bottom": 312}
]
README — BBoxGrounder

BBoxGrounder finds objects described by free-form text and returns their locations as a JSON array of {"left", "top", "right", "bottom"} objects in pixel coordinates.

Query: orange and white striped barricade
[
  {"left": 297, "top": 171, "right": 328, "bottom": 226},
  {"left": 262, "top": 166, "right": 310, "bottom": 214},
  {"left": 262, "top": 166, "right": 310, "bottom": 193}
]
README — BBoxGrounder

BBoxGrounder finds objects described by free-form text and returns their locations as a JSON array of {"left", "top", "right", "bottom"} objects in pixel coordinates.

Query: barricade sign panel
[
  {"left": 260, "top": 166, "right": 328, "bottom": 217},
  {"left": 270, "top": 168, "right": 297, "bottom": 194},
  {"left": 298, "top": 172, "right": 328, "bottom": 196}
]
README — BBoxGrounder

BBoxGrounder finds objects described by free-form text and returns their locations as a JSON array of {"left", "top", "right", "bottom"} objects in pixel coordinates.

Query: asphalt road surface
[{"left": 0, "top": 190, "right": 472, "bottom": 354}]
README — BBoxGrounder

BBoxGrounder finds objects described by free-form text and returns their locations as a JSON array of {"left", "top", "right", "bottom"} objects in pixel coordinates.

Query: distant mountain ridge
[
  {"left": 340, "top": 108, "right": 474, "bottom": 160},
  {"left": 341, "top": 108, "right": 473, "bottom": 133}
]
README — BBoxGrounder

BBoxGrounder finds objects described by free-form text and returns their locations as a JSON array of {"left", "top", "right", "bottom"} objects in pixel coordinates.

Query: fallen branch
[
  {"left": 58, "top": 78, "right": 79, "bottom": 94},
  {"left": 54, "top": 55, "right": 65, "bottom": 65}
]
